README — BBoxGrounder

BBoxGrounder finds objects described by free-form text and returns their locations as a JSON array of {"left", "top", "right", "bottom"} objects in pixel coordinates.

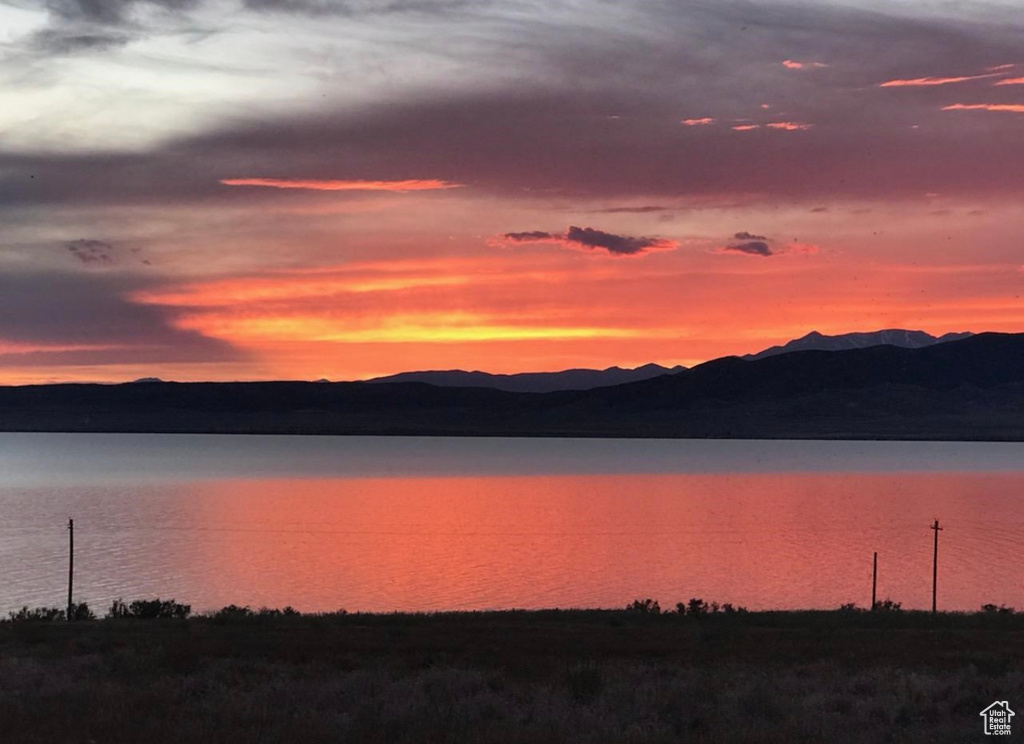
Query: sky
[{"left": 3, "top": 0, "right": 1024, "bottom": 383}]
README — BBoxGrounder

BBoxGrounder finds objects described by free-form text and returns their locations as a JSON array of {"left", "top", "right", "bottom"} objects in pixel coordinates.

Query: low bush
[
  {"left": 212, "top": 604, "right": 255, "bottom": 621},
  {"left": 5, "top": 603, "right": 94, "bottom": 623},
  {"left": 981, "top": 603, "right": 1014, "bottom": 614},
  {"left": 7, "top": 606, "right": 66, "bottom": 623},
  {"left": 68, "top": 602, "right": 96, "bottom": 621},
  {"left": 626, "top": 598, "right": 661, "bottom": 615},
  {"left": 872, "top": 599, "right": 902, "bottom": 613},
  {"left": 673, "top": 598, "right": 746, "bottom": 615},
  {"left": 107, "top": 598, "right": 191, "bottom": 620}
]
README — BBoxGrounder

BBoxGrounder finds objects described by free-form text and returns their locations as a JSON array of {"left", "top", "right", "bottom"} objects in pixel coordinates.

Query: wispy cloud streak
[
  {"left": 943, "top": 103, "right": 1024, "bottom": 113},
  {"left": 220, "top": 178, "right": 465, "bottom": 192},
  {"left": 765, "top": 122, "right": 813, "bottom": 131},
  {"left": 782, "top": 60, "right": 826, "bottom": 70},
  {"left": 879, "top": 72, "right": 1003, "bottom": 87}
]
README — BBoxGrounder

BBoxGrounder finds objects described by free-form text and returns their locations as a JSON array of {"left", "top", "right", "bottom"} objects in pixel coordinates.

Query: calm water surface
[{"left": 1, "top": 434, "right": 1022, "bottom": 613}]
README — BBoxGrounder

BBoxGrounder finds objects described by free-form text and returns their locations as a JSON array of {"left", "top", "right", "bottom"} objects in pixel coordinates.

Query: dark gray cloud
[
  {"left": 241, "top": 0, "right": 478, "bottom": 15},
  {"left": 594, "top": 206, "right": 669, "bottom": 214},
  {"left": 43, "top": 0, "right": 200, "bottom": 25},
  {"left": 498, "top": 226, "right": 676, "bottom": 256},
  {"left": 565, "top": 226, "right": 664, "bottom": 255},
  {"left": 65, "top": 239, "right": 114, "bottom": 265},
  {"left": 12, "top": 0, "right": 202, "bottom": 55},
  {"left": 0, "top": 269, "right": 240, "bottom": 365},
  {"left": 502, "top": 230, "right": 556, "bottom": 242},
  {"left": 6, "top": 2, "right": 1024, "bottom": 204},
  {"left": 724, "top": 241, "right": 773, "bottom": 257},
  {"left": 734, "top": 231, "right": 768, "bottom": 241},
  {"left": 63, "top": 239, "right": 151, "bottom": 267},
  {"left": 29, "top": 28, "right": 134, "bottom": 54}
]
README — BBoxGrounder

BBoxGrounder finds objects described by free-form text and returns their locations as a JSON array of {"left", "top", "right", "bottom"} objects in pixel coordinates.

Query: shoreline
[{"left": 6, "top": 426, "right": 1024, "bottom": 442}]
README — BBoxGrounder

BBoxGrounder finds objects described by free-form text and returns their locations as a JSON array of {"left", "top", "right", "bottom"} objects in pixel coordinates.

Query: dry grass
[{"left": 1, "top": 609, "right": 1022, "bottom": 743}]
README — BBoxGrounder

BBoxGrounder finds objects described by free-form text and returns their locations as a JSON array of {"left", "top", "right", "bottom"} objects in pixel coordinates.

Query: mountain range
[
  {"left": 365, "top": 329, "right": 972, "bottom": 392},
  {"left": 3, "top": 331, "right": 1024, "bottom": 440},
  {"left": 366, "top": 363, "right": 685, "bottom": 393},
  {"left": 743, "top": 329, "right": 973, "bottom": 362}
]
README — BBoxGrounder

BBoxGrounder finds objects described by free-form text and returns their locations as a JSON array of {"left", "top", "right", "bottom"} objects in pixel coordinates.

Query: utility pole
[
  {"left": 67, "top": 518, "right": 74, "bottom": 621},
  {"left": 930, "top": 519, "right": 942, "bottom": 614},
  {"left": 871, "top": 551, "right": 877, "bottom": 610}
]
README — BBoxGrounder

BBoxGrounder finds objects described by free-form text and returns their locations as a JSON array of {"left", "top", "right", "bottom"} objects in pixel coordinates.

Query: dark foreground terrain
[
  {"left": 5, "top": 333, "right": 1024, "bottom": 439},
  {"left": 2, "top": 608, "right": 1022, "bottom": 743}
]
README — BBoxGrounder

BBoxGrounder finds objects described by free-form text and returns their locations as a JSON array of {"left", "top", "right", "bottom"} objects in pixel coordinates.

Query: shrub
[
  {"left": 7, "top": 606, "right": 65, "bottom": 623},
  {"left": 721, "top": 603, "right": 748, "bottom": 614},
  {"left": 872, "top": 598, "right": 902, "bottom": 613},
  {"left": 981, "top": 603, "right": 1015, "bottom": 614},
  {"left": 674, "top": 598, "right": 740, "bottom": 615},
  {"left": 252, "top": 606, "right": 301, "bottom": 618},
  {"left": 838, "top": 603, "right": 863, "bottom": 613},
  {"left": 106, "top": 598, "right": 191, "bottom": 619},
  {"left": 686, "top": 598, "right": 711, "bottom": 616},
  {"left": 626, "top": 598, "right": 661, "bottom": 615},
  {"left": 68, "top": 602, "right": 95, "bottom": 621},
  {"left": 212, "top": 605, "right": 255, "bottom": 621}
]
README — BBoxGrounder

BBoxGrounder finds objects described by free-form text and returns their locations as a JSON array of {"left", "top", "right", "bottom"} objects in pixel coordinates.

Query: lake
[{"left": 1, "top": 433, "right": 1022, "bottom": 615}]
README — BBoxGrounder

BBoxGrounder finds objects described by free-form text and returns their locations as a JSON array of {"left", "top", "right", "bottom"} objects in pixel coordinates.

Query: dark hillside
[{"left": 2, "top": 333, "right": 1023, "bottom": 439}]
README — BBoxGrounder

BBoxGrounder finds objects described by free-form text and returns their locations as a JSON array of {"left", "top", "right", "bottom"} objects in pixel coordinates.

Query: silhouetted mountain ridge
[
  {"left": 744, "top": 329, "right": 972, "bottom": 361},
  {"left": 366, "top": 363, "right": 685, "bottom": 392},
  {"left": 2, "top": 332, "right": 1023, "bottom": 439},
  {"left": 361, "top": 329, "right": 970, "bottom": 393}
]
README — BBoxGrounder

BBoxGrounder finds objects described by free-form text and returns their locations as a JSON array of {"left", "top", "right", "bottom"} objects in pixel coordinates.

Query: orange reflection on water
[{"left": 165, "top": 472, "right": 1024, "bottom": 613}]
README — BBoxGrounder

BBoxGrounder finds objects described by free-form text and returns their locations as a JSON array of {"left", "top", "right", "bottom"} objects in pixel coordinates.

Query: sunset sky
[{"left": 3, "top": 0, "right": 1024, "bottom": 383}]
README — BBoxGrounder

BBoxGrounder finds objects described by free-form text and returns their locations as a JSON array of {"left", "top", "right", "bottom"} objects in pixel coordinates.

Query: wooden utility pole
[
  {"left": 930, "top": 519, "right": 942, "bottom": 614},
  {"left": 67, "top": 518, "right": 74, "bottom": 621},
  {"left": 871, "top": 551, "right": 877, "bottom": 610}
]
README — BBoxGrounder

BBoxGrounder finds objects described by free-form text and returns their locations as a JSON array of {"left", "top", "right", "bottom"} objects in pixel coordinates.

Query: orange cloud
[
  {"left": 220, "top": 178, "right": 465, "bottom": 192},
  {"left": 994, "top": 77, "right": 1024, "bottom": 86},
  {"left": 175, "top": 311, "right": 652, "bottom": 344},
  {"left": 133, "top": 257, "right": 571, "bottom": 308},
  {"left": 942, "top": 103, "right": 1024, "bottom": 113},
  {"left": 765, "top": 122, "right": 814, "bottom": 131},
  {"left": 129, "top": 253, "right": 693, "bottom": 374},
  {"left": 681, "top": 118, "right": 715, "bottom": 126},
  {"left": 782, "top": 60, "right": 827, "bottom": 70},
  {"left": 0, "top": 340, "right": 125, "bottom": 354},
  {"left": 12, "top": 245, "right": 1021, "bottom": 386},
  {"left": 879, "top": 73, "right": 1002, "bottom": 87},
  {"left": 732, "top": 124, "right": 760, "bottom": 131}
]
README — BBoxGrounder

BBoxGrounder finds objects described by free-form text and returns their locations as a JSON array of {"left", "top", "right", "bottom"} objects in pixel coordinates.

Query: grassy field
[{"left": 2, "top": 607, "right": 1022, "bottom": 743}]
